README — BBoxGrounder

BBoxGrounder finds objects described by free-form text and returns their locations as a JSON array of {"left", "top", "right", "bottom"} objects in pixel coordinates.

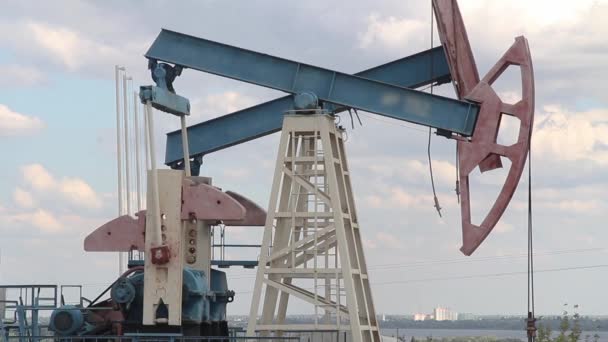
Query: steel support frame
[{"left": 247, "top": 114, "right": 379, "bottom": 342}]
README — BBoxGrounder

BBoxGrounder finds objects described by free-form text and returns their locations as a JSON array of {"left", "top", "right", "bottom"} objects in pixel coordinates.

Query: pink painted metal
[
  {"left": 181, "top": 179, "right": 246, "bottom": 221},
  {"left": 223, "top": 191, "right": 267, "bottom": 226},
  {"left": 433, "top": 0, "right": 535, "bottom": 255},
  {"left": 432, "top": 0, "right": 479, "bottom": 98},
  {"left": 84, "top": 180, "right": 264, "bottom": 253},
  {"left": 84, "top": 210, "right": 146, "bottom": 252},
  {"left": 458, "top": 37, "right": 534, "bottom": 255}
]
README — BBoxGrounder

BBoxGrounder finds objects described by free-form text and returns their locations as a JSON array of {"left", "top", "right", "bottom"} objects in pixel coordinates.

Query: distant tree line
[
  {"left": 378, "top": 317, "right": 607, "bottom": 332},
  {"left": 390, "top": 311, "right": 603, "bottom": 342},
  {"left": 407, "top": 337, "right": 521, "bottom": 342}
]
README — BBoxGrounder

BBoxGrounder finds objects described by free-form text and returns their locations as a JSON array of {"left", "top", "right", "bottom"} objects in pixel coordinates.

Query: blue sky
[{"left": 0, "top": 0, "right": 607, "bottom": 317}]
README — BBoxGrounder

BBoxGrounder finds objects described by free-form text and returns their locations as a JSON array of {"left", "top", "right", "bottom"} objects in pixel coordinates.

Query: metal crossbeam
[
  {"left": 146, "top": 29, "right": 480, "bottom": 165},
  {"left": 164, "top": 46, "right": 452, "bottom": 165}
]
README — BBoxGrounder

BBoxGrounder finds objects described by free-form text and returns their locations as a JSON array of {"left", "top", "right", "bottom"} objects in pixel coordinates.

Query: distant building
[
  {"left": 458, "top": 312, "right": 477, "bottom": 320},
  {"left": 413, "top": 313, "right": 427, "bottom": 321},
  {"left": 433, "top": 307, "right": 458, "bottom": 321}
]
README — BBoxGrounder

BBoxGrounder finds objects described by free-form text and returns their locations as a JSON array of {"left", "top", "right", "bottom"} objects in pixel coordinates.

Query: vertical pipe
[
  {"left": 123, "top": 75, "right": 133, "bottom": 264},
  {"left": 144, "top": 104, "right": 151, "bottom": 170},
  {"left": 123, "top": 74, "right": 132, "bottom": 218},
  {"left": 115, "top": 65, "right": 125, "bottom": 275},
  {"left": 142, "top": 101, "right": 150, "bottom": 259},
  {"left": 145, "top": 102, "right": 162, "bottom": 245},
  {"left": 134, "top": 91, "right": 142, "bottom": 211},
  {"left": 180, "top": 115, "right": 191, "bottom": 177}
]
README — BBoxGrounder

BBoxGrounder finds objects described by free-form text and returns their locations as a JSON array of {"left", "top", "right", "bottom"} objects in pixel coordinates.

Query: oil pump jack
[{"left": 40, "top": 0, "right": 534, "bottom": 341}]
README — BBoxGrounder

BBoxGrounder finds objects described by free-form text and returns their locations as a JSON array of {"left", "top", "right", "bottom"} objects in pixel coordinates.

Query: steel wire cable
[{"left": 428, "top": 1, "right": 442, "bottom": 218}]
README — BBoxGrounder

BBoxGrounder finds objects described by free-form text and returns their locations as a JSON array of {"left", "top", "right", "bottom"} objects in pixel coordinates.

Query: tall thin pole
[
  {"left": 180, "top": 116, "right": 191, "bottom": 177},
  {"left": 134, "top": 91, "right": 142, "bottom": 211},
  {"left": 122, "top": 75, "right": 132, "bottom": 218},
  {"left": 143, "top": 104, "right": 150, "bottom": 170},
  {"left": 123, "top": 74, "right": 134, "bottom": 265},
  {"left": 115, "top": 65, "right": 125, "bottom": 275}
]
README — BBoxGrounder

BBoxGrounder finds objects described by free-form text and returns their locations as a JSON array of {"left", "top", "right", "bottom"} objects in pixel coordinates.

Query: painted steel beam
[
  {"left": 145, "top": 30, "right": 480, "bottom": 164},
  {"left": 146, "top": 29, "right": 477, "bottom": 131},
  {"left": 164, "top": 44, "right": 453, "bottom": 165}
]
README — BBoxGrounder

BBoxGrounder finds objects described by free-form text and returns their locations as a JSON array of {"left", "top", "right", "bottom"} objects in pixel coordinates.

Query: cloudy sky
[{"left": 0, "top": 0, "right": 607, "bottom": 318}]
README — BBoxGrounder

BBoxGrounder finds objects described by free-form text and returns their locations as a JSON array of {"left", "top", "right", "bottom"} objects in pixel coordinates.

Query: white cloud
[
  {"left": 359, "top": 13, "right": 425, "bottom": 50},
  {"left": 25, "top": 21, "right": 126, "bottom": 72},
  {"left": 22, "top": 164, "right": 56, "bottom": 191},
  {"left": 31, "top": 209, "right": 63, "bottom": 233},
  {"left": 383, "top": 187, "right": 457, "bottom": 211},
  {"left": 21, "top": 164, "right": 103, "bottom": 209},
  {"left": 533, "top": 105, "right": 608, "bottom": 164},
  {"left": 495, "top": 222, "right": 515, "bottom": 234},
  {"left": 0, "top": 64, "right": 45, "bottom": 87},
  {"left": 59, "top": 178, "right": 102, "bottom": 209},
  {"left": 512, "top": 188, "right": 606, "bottom": 215},
  {"left": 389, "top": 187, "right": 421, "bottom": 207},
  {"left": 407, "top": 159, "right": 457, "bottom": 187},
  {"left": 190, "top": 91, "right": 258, "bottom": 120},
  {"left": 513, "top": 185, "right": 608, "bottom": 215},
  {"left": 364, "top": 195, "right": 383, "bottom": 209},
  {"left": 375, "top": 232, "right": 404, "bottom": 249},
  {"left": 542, "top": 199, "right": 603, "bottom": 214},
  {"left": 363, "top": 238, "right": 378, "bottom": 250},
  {"left": 351, "top": 156, "right": 457, "bottom": 188},
  {"left": 459, "top": 0, "right": 603, "bottom": 29},
  {"left": 224, "top": 168, "right": 251, "bottom": 181},
  {"left": 1, "top": 209, "right": 64, "bottom": 234},
  {"left": 434, "top": 0, "right": 608, "bottom": 103},
  {"left": 0, "top": 17, "right": 147, "bottom": 77},
  {"left": 13, "top": 187, "right": 35, "bottom": 208},
  {"left": 0, "top": 104, "right": 44, "bottom": 136},
  {"left": 2, "top": 164, "right": 104, "bottom": 235},
  {"left": 362, "top": 232, "right": 404, "bottom": 250}
]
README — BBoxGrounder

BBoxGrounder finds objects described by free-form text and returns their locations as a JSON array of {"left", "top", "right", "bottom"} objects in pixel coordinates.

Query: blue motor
[
  {"left": 182, "top": 268, "right": 207, "bottom": 323},
  {"left": 46, "top": 268, "right": 235, "bottom": 338},
  {"left": 49, "top": 305, "right": 85, "bottom": 336},
  {"left": 112, "top": 267, "right": 210, "bottom": 325},
  {"left": 208, "top": 269, "right": 234, "bottom": 321}
]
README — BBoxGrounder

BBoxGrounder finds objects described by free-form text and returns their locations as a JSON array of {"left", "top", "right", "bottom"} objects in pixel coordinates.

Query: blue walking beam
[
  {"left": 164, "top": 45, "right": 457, "bottom": 165},
  {"left": 144, "top": 29, "right": 479, "bottom": 165}
]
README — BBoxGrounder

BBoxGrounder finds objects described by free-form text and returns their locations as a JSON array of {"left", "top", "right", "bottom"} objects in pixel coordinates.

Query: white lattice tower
[{"left": 247, "top": 113, "right": 380, "bottom": 342}]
